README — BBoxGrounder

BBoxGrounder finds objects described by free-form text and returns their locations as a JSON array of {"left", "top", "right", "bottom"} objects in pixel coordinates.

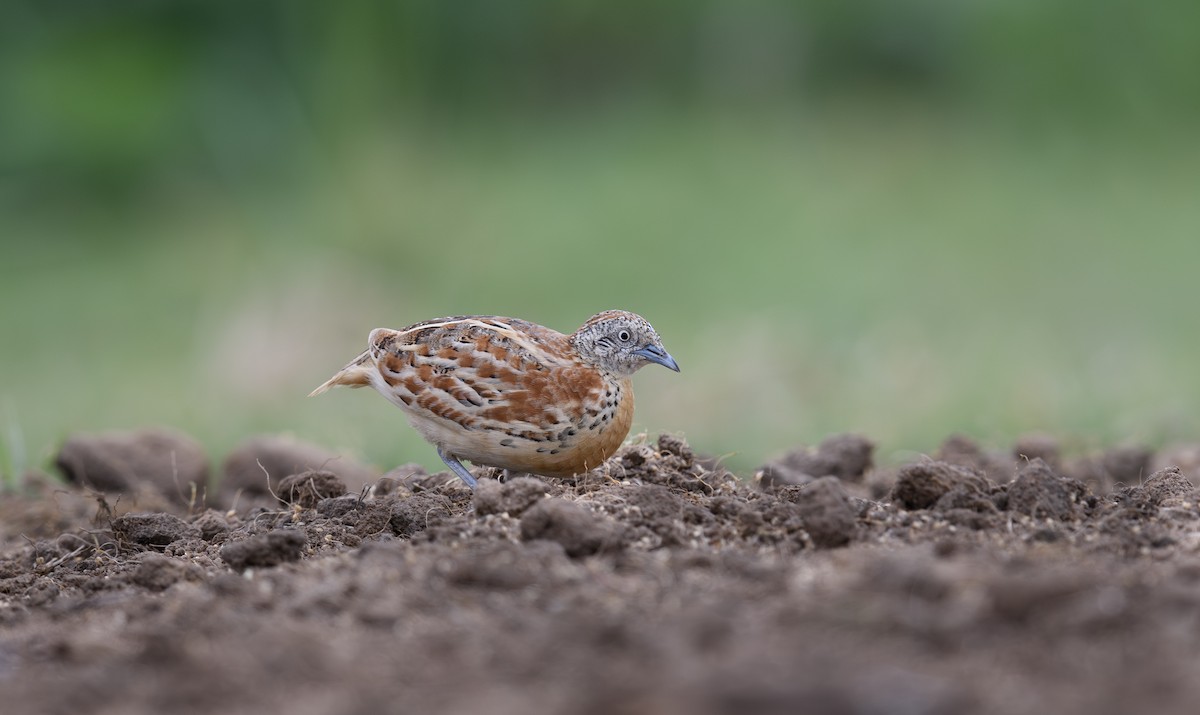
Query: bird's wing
[{"left": 370, "top": 316, "right": 603, "bottom": 442}]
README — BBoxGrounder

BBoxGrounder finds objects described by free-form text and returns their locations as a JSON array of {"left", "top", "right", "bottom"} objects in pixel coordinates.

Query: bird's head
[{"left": 571, "top": 310, "right": 680, "bottom": 377}]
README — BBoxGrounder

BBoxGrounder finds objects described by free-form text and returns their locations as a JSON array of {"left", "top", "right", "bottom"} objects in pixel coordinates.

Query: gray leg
[{"left": 437, "top": 446, "right": 478, "bottom": 489}]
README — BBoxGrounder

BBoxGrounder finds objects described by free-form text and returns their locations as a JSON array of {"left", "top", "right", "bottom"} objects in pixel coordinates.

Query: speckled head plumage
[
  {"left": 310, "top": 309, "right": 679, "bottom": 489},
  {"left": 570, "top": 310, "right": 680, "bottom": 377}
]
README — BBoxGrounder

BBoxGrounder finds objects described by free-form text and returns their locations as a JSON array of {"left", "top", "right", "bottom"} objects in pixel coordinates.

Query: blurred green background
[{"left": 3, "top": 0, "right": 1200, "bottom": 479}]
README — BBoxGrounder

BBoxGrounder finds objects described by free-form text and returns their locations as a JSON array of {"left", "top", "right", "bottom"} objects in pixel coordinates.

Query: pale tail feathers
[{"left": 308, "top": 350, "right": 374, "bottom": 397}]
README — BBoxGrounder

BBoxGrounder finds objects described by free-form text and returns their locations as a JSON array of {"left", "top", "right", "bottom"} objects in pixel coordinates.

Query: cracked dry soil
[{"left": 4, "top": 430, "right": 1200, "bottom": 715}]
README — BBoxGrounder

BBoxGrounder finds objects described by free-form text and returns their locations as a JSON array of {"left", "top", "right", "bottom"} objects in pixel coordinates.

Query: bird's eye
[{"left": 618, "top": 330, "right": 631, "bottom": 342}]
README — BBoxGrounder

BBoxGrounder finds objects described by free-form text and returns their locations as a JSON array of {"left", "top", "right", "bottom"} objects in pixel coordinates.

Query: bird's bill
[{"left": 633, "top": 345, "right": 680, "bottom": 372}]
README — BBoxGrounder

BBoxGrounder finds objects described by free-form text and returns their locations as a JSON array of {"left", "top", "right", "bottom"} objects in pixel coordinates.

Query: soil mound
[{"left": 3, "top": 431, "right": 1200, "bottom": 714}]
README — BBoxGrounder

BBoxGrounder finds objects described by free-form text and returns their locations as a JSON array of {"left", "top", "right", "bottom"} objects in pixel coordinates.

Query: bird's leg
[{"left": 437, "top": 446, "right": 478, "bottom": 489}]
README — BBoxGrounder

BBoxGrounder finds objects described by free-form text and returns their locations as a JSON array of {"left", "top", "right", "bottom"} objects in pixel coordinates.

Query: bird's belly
[{"left": 405, "top": 393, "right": 635, "bottom": 478}]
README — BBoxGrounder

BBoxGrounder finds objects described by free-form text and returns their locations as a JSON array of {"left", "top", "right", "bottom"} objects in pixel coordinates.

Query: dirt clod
[
  {"left": 473, "top": 476, "right": 549, "bottom": 516},
  {"left": 935, "top": 434, "right": 1014, "bottom": 479},
  {"left": 131, "top": 553, "right": 202, "bottom": 590},
  {"left": 1007, "top": 458, "right": 1087, "bottom": 521},
  {"left": 519, "top": 498, "right": 623, "bottom": 557},
  {"left": 934, "top": 482, "right": 1000, "bottom": 514},
  {"left": 389, "top": 493, "right": 453, "bottom": 537},
  {"left": 814, "top": 433, "right": 876, "bottom": 481},
  {"left": 891, "top": 460, "right": 991, "bottom": 510},
  {"left": 759, "top": 433, "right": 875, "bottom": 487},
  {"left": 376, "top": 462, "right": 427, "bottom": 495},
  {"left": 1102, "top": 445, "right": 1154, "bottom": 484},
  {"left": 1070, "top": 445, "right": 1154, "bottom": 493},
  {"left": 55, "top": 428, "right": 208, "bottom": 498},
  {"left": 1136, "top": 467, "right": 1194, "bottom": 506},
  {"left": 1113, "top": 467, "right": 1196, "bottom": 514},
  {"left": 219, "top": 530, "right": 306, "bottom": 570},
  {"left": 113, "top": 512, "right": 197, "bottom": 547},
  {"left": 191, "top": 510, "right": 231, "bottom": 541},
  {"left": 656, "top": 433, "right": 695, "bottom": 464},
  {"left": 219, "top": 435, "right": 375, "bottom": 507},
  {"left": 1013, "top": 433, "right": 1062, "bottom": 470},
  {"left": 317, "top": 495, "right": 362, "bottom": 519},
  {"left": 276, "top": 469, "right": 347, "bottom": 507},
  {"left": 791, "top": 476, "right": 857, "bottom": 548}
]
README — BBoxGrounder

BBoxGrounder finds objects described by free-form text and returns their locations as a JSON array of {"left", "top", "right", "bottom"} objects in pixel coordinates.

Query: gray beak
[{"left": 633, "top": 345, "right": 680, "bottom": 372}]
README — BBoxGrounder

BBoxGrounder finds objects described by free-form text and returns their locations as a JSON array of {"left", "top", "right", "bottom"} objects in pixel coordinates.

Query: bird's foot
[{"left": 437, "top": 446, "right": 478, "bottom": 490}]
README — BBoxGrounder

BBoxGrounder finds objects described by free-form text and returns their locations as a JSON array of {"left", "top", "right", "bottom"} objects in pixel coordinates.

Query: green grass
[{"left": 4, "top": 111, "right": 1200, "bottom": 479}]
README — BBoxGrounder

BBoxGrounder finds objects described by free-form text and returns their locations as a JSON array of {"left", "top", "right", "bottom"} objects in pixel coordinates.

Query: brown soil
[{"left": 4, "top": 430, "right": 1200, "bottom": 714}]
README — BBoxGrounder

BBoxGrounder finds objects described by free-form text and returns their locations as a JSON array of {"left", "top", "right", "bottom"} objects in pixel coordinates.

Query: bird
[{"left": 309, "top": 310, "right": 679, "bottom": 489}]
